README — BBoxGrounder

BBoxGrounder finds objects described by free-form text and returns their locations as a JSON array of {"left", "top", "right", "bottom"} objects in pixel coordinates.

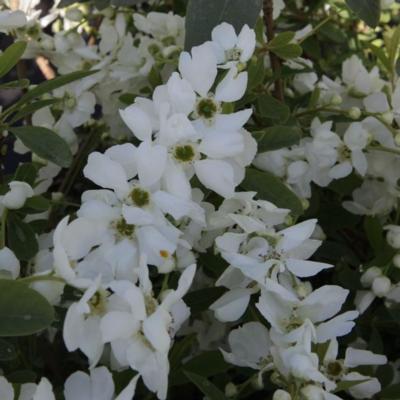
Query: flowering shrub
[{"left": 0, "top": 0, "right": 400, "bottom": 399}]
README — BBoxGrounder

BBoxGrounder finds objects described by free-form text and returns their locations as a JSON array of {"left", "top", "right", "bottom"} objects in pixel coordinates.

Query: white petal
[
  {"left": 286, "top": 259, "right": 333, "bottom": 278},
  {"left": 215, "top": 69, "right": 248, "bottom": 102},
  {"left": 194, "top": 159, "right": 235, "bottom": 198},
  {"left": 119, "top": 104, "right": 153, "bottom": 141},
  {"left": 344, "top": 348, "right": 387, "bottom": 368},
  {"left": 210, "top": 288, "right": 252, "bottom": 322},
  {"left": 100, "top": 311, "right": 140, "bottom": 342},
  {"left": 136, "top": 142, "right": 167, "bottom": 187}
]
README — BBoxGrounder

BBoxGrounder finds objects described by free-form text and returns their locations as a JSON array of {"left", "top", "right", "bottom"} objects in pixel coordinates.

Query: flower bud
[
  {"left": 225, "top": 382, "right": 238, "bottom": 398},
  {"left": 331, "top": 94, "right": 342, "bottom": 105},
  {"left": 361, "top": 267, "right": 382, "bottom": 288},
  {"left": 381, "top": 111, "right": 393, "bottom": 125},
  {"left": 66, "top": 8, "right": 83, "bottom": 21},
  {"left": 2, "top": 181, "right": 34, "bottom": 210},
  {"left": 348, "top": 107, "right": 361, "bottom": 120},
  {"left": 302, "top": 198, "right": 310, "bottom": 210},
  {"left": 386, "top": 226, "right": 400, "bottom": 249},
  {"left": 273, "top": 389, "right": 292, "bottom": 400},
  {"left": 393, "top": 254, "right": 400, "bottom": 268},
  {"left": 300, "top": 385, "right": 324, "bottom": 400},
  {"left": 372, "top": 276, "right": 391, "bottom": 297}
]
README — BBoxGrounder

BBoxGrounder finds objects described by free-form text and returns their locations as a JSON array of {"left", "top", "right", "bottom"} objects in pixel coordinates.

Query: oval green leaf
[
  {"left": 9, "top": 126, "right": 73, "bottom": 168},
  {"left": 0, "top": 279, "right": 54, "bottom": 337},
  {"left": 0, "top": 41, "right": 27, "bottom": 79}
]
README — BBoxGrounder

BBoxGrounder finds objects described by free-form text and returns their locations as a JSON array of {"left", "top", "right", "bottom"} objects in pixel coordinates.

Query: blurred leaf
[
  {"left": 380, "top": 383, "right": 400, "bottom": 399},
  {"left": 185, "top": 0, "right": 262, "bottom": 50},
  {"left": 16, "top": 70, "right": 97, "bottom": 106},
  {"left": 9, "top": 99, "right": 60, "bottom": 124},
  {"left": 170, "top": 334, "right": 197, "bottom": 371},
  {"left": 7, "top": 213, "right": 39, "bottom": 261},
  {"left": 267, "top": 32, "right": 295, "bottom": 48},
  {"left": 14, "top": 163, "right": 38, "bottom": 186},
  {"left": 346, "top": 0, "right": 380, "bottom": 28},
  {"left": 334, "top": 379, "right": 370, "bottom": 393},
  {"left": 253, "top": 125, "right": 301, "bottom": 152},
  {"left": 9, "top": 126, "right": 73, "bottom": 168},
  {"left": 319, "top": 22, "right": 347, "bottom": 43},
  {"left": 0, "top": 338, "right": 17, "bottom": 360},
  {"left": 0, "top": 79, "right": 30, "bottom": 90},
  {"left": 364, "top": 216, "right": 384, "bottom": 253},
  {"left": 257, "top": 94, "right": 290, "bottom": 122},
  {"left": 0, "top": 42, "right": 27, "bottom": 79},
  {"left": 184, "top": 287, "right": 226, "bottom": 315},
  {"left": 271, "top": 44, "right": 302, "bottom": 60},
  {"left": 247, "top": 56, "right": 265, "bottom": 89},
  {"left": 241, "top": 168, "right": 304, "bottom": 216},
  {"left": 0, "top": 279, "right": 54, "bottom": 336},
  {"left": 184, "top": 372, "right": 225, "bottom": 400},
  {"left": 23, "top": 196, "right": 50, "bottom": 213}
]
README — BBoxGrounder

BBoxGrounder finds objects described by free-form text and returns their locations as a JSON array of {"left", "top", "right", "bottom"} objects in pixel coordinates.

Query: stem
[
  {"left": 18, "top": 274, "right": 65, "bottom": 284},
  {"left": 370, "top": 144, "right": 400, "bottom": 156},
  {"left": 297, "top": 15, "right": 332, "bottom": 44},
  {"left": 0, "top": 209, "right": 8, "bottom": 249},
  {"left": 263, "top": 0, "right": 284, "bottom": 102},
  {"left": 294, "top": 106, "right": 348, "bottom": 118}
]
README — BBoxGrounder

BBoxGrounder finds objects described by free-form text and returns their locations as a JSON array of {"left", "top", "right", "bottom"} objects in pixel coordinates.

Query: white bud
[
  {"left": 2, "top": 181, "right": 34, "bottom": 210},
  {"left": 393, "top": 254, "right": 400, "bottom": 268},
  {"left": 348, "top": 107, "right": 361, "bottom": 120},
  {"left": 65, "top": 8, "right": 83, "bottom": 21},
  {"left": 361, "top": 266, "right": 382, "bottom": 288},
  {"left": 302, "top": 198, "right": 310, "bottom": 210},
  {"left": 331, "top": 94, "right": 343, "bottom": 105},
  {"left": 300, "top": 385, "right": 324, "bottom": 400},
  {"left": 225, "top": 383, "right": 238, "bottom": 398},
  {"left": 273, "top": 389, "right": 292, "bottom": 400},
  {"left": 381, "top": 111, "right": 393, "bottom": 125},
  {"left": 372, "top": 276, "right": 391, "bottom": 297},
  {"left": 387, "top": 226, "right": 400, "bottom": 249}
]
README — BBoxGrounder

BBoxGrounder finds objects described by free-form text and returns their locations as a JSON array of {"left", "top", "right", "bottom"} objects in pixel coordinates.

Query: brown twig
[{"left": 263, "top": 0, "right": 284, "bottom": 102}]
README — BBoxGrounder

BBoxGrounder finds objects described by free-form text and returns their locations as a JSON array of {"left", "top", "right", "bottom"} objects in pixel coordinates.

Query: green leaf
[
  {"left": 253, "top": 125, "right": 301, "bottom": 152},
  {"left": 7, "top": 213, "right": 39, "bottom": 261},
  {"left": 0, "top": 42, "right": 27, "bottom": 79},
  {"left": 13, "top": 163, "right": 38, "bottom": 186},
  {"left": 319, "top": 22, "right": 347, "bottom": 43},
  {"left": 271, "top": 43, "right": 303, "bottom": 60},
  {"left": 241, "top": 168, "right": 304, "bottom": 216},
  {"left": 247, "top": 56, "right": 265, "bottom": 89},
  {"left": 185, "top": 0, "right": 262, "bottom": 50},
  {"left": 23, "top": 196, "right": 50, "bottom": 213},
  {"left": 257, "top": 94, "right": 290, "bottom": 122},
  {"left": 171, "top": 351, "right": 230, "bottom": 386},
  {"left": 17, "top": 70, "right": 98, "bottom": 106},
  {"left": 183, "top": 371, "right": 226, "bottom": 400},
  {"left": 267, "top": 32, "right": 295, "bottom": 49},
  {"left": 8, "top": 99, "right": 60, "bottom": 124},
  {"left": 184, "top": 287, "right": 226, "bottom": 316},
  {"left": 364, "top": 216, "right": 384, "bottom": 253},
  {"left": 0, "top": 79, "right": 30, "bottom": 90},
  {"left": 9, "top": 126, "right": 72, "bottom": 168},
  {"left": 170, "top": 334, "right": 197, "bottom": 371},
  {"left": 0, "top": 279, "right": 54, "bottom": 336},
  {"left": 346, "top": 0, "right": 380, "bottom": 28},
  {"left": 333, "top": 379, "right": 371, "bottom": 393},
  {"left": 0, "top": 338, "right": 17, "bottom": 360}
]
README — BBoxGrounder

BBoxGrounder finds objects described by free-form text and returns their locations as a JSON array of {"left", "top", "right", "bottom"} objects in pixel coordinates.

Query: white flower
[
  {"left": 0, "top": 247, "right": 20, "bottom": 279},
  {"left": 64, "top": 366, "right": 139, "bottom": 400},
  {"left": 2, "top": 181, "right": 34, "bottom": 209},
  {"left": 221, "top": 322, "right": 272, "bottom": 369},
  {"left": 211, "top": 23, "right": 256, "bottom": 67},
  {"left": 256, "top": 279, "right": 358, "bottom": 344},
  {"left": 0, "top": 10, "right": 27, "bottom": 32}
]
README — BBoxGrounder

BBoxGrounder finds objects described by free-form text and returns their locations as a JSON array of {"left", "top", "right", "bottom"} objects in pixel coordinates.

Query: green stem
[
  {"left": 297, "top": 15, "right": 332, "bottom": 44},
  {"left": 18, "top": 273, "right": 65, "bottom": 284},
  {"left": 370, "top": 144, "right": 400, "bottom": 156},
  {"left": 294, "top": 106, "right": 348, "bottom": 118},
  {"left": 0, "top": 209, "right": 8, "bottom": 249}
]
